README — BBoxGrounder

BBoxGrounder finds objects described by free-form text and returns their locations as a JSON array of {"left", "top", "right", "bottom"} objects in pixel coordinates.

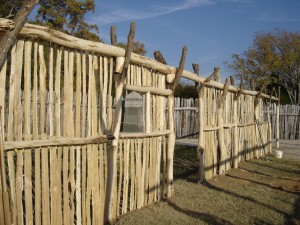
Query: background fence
[{"left": 175, "top": 98, "right": 299, "bottom": 141}]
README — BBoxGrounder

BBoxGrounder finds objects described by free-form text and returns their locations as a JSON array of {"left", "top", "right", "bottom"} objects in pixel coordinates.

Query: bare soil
[{"left": 115, "top": 144, "right": 300, "bottom": 225}]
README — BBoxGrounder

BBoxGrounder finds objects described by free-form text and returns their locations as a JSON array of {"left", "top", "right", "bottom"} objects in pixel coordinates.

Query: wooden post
[
  {"left": 276, "top": 87, "right": 281, "bottom": 148},
  {"left": 197, "top": 84, "right": 205, "bottom": 182},
  {"left": 192, "top": 63, "right": 199, "bottom": 86},
  {"left": 167, "top": 95, "right": 175, "bottom": 197},
  {"left": 267, "top": 87, "right": 275, "bottom": 153},
  {"left": 110, "top": 25, "right": 117, "bottom": 46},
  {"left": 254, "top": 82, "right": 267, "bottom": 158},
  {"left": 106, "top": 22, "right": 135, "bottom": 222},
  {"left": 0, "top": 106, "right": 11, "bottom": 225},
  {"left": 166, "top": 46, "right": 187, "bottom": 197},
  {"left": 217, "top": 78, "right": 230, "bottom": 175},
  {"left": 233, "top": 80, "right": 243, "bottom": 169},
  {"left": 154, "top": 51, "right": 167, "bottom": 65},
  {"left": 145, "top": 92, "right": 151, "bottom": 133}
]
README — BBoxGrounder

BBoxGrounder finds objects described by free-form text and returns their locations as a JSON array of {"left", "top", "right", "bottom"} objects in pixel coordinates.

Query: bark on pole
[
  {"left": 192, "top": 63, "right": 199, "bottom": 86},
  {"left": 154, "top": 51, "right": 167, "bottom": 65},
  {"left": 0, "top": 0, "right": 38, "bottom": 71},
  {"left": 110, "top": 26, "right": 117, "bottom": 46},
  {"left": 169, "top": 46, "right": 187, "bottom": 91}
]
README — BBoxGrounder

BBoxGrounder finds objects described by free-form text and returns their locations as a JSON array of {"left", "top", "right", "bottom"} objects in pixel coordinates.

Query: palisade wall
[{"left": 0, "top": 19, "right": 278, "bottom": 225}]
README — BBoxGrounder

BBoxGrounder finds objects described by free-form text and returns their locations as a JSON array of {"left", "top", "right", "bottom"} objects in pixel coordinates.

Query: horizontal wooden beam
[
  {"left": 4, "top": 135, "right": 114, "bottom": 150},
  {"left": 125, "top": 84, "right": 172, "bottom": 96},
  {"left": 120, "top": 130, "right": 171, "bottom": 138},
  {"left": 203, "top": 121, "right": 269, "bottom": 131}
]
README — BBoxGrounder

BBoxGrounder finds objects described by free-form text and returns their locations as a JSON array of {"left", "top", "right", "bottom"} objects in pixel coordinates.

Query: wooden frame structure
[{"left": 0, "top": 19, "right": 279, "bottom": 225}]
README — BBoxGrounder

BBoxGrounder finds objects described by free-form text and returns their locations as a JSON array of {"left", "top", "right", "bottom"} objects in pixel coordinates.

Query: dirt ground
[
  {"left": 273, "top": 140, "right": 300, "bottom": 160},
  {"left": 115, "top": 141, "right": 300, "bottom": 225}
]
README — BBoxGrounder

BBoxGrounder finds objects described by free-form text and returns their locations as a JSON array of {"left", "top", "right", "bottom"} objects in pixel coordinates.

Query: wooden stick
[
  {"left": 169, "top": 46, "right": 187, "bottom": 91},
  {"left": 197, "top": 84, "right": 205, "bottom": 183},
  {"left": 124, "top": 84, "right": 172, "bottom": 96},
  {"left": 234, "top": 77, "right": 243, "bottom": 100},
  {"left": 0, "top": 106, "right": 11, "bottom": 225},
  {"left": 217, "top": 78, "right": 230, "bottom": 175},
  {"left": 110, "top": 25, "right": 117, "bottom": 46},
  {"left": 4, "top": 135, "right": 113, "bottom": 150},
  {"left": 192, "top": 63, "right": 199, "bottom": 86},
  {"left": 154, "top": 51, "right": 167, "bottom": 65},
  {"left": 166, "top": 95, "right": 175, "bottom": 197},
  {"left": 276, "top": 87, "right": 281, "bottom": 148}
]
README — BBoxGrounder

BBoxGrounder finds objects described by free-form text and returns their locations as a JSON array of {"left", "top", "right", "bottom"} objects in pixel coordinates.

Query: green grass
[{"left": 115, "top": 145, "right": 300, "bottom": 225}]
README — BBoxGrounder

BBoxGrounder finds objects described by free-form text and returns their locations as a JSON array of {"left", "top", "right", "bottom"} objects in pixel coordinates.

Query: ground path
[{"left": 176, "top": 139, "right": 300, "bottom": 160}]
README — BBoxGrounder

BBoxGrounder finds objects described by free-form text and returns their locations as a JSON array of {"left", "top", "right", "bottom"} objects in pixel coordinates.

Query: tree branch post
[
  {"left": 166, "top": 46, "right": 187, "bottom": 197},
  {"left": 106, "top": 22, "right": 135, "bottom": 223}
]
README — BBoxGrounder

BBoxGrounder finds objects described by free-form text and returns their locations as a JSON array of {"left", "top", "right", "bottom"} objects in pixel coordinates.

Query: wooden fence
[
  {"left": 269, "top": 104, "right": 300, "bottom": 140},
  {"left": 0, "top": 19, "right": 278, "bottom": 225},
  {"left": 175, "top": 100, "right": 299, "bottom": 141}
]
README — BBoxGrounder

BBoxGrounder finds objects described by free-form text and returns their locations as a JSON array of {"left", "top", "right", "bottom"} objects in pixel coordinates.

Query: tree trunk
[{"left": 0, "top": 0, "right": 38, "bottom": 71}]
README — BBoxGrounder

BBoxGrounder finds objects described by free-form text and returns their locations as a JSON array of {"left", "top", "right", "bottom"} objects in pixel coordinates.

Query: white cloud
[{"left": 92, "top": 0, "right": 214, "bottom": 26}]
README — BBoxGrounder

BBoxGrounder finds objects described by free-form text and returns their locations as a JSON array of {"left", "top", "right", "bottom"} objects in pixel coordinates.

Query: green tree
[
  {"left": 118, "top": 40, "right": 147, "bottom": 55},
  {"left": 35, "top": 0, "right": 101, "bottom": 42},
  {"left": 0, "top": 0, "right": 23, "bottom": 19},
  {"left": 174, "top": 83, "right": 198, "bottom": 99},
  {"left": 227, "top": 29, "right": 300, "bottom": 105}
]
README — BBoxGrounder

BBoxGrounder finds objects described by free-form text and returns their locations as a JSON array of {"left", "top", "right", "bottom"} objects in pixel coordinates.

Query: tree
[
  {"left": 35, "top": 0, "right": 101, "bottom": 42},
  {"left": 227, "top": 29, "right": 300, "bottom": 105},
  {"left": 118, "top": 40, "right": 147, "bottom": 55},
  {"left": 174, "top": 83, "right": 198, "bottom": 99},
  {"left": 0, "top": 0, "right": 23, "bottom": 19},
  {"left": 0, "top": 0, "right": 39, "bottom": 71}
]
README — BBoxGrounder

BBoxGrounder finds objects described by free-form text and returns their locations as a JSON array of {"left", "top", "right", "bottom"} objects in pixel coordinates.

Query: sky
[{"left": 33, "top": 0, "right": 300, "bottom": 82}]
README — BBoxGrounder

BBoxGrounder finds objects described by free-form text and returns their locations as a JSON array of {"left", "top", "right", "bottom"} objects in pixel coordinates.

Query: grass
[{"left": 115, "top": 145, "right": 300, "bottom": 225}]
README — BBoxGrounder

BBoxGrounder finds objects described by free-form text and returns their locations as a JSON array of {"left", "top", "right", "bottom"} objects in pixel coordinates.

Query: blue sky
[{"left": 32, "top": 0, "right": 300, "bottom": 82}]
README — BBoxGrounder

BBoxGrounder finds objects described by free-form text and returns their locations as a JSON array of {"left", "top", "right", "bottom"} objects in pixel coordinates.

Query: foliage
[
  {"left": 117, "top": 40, "right": 147, "bottom": 56},
  {"left": 174, "top": 83, "right": 198, "bottom": 99},
  {"left": 0, "top": 0, "right": 23, "bottom": 19},
  {"left": 227, "top": 29, "right": 300, "bottom": 105},
  {"left": 35, "top": 0, "right": 101, "bottom": 42}
]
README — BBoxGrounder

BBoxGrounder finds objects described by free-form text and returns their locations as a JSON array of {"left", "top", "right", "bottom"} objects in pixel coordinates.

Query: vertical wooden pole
[
  {"left": 217, "top": 78, "right": 230, "bottom": 175},
  {"left": 233, "top": 80, "right": 242, "bottom": 169},
  {"left": 267, "top": 94, "right": 272, "bottom": 153},
  {"left": 24, "top": 40, "right": 33, "bottom": 225},
  {"left": 145, "top": 92, "right": 151, "bottom": 133},
  {"left": 233, "top": 97, "right": 238, "bottom": 168},
  {"left": 276, "top": 87, "right": 281, "bottom": 148},
  {"left": 167, "top": 94, "right": 175, "bottom": 197},
  {"left": 0, "top": 106, "right": 11, "bottom": 225},
  {"left": 198, "top": 85, "right": 205, "bottom": 182}
]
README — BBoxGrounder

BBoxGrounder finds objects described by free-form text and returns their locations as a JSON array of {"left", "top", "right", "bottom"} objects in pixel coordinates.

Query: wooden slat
[
  {"left": 0, "top": 61, "right": 7, "bottom": 136},
  {"left": 75, "top": 52, "right": 82, "bottom": 225},
  {"left": 24, "top": 40, "right": 33, "bottom": 225},
  {"left": 7, "top": 43, "right": 17, "bottom": 225}
]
